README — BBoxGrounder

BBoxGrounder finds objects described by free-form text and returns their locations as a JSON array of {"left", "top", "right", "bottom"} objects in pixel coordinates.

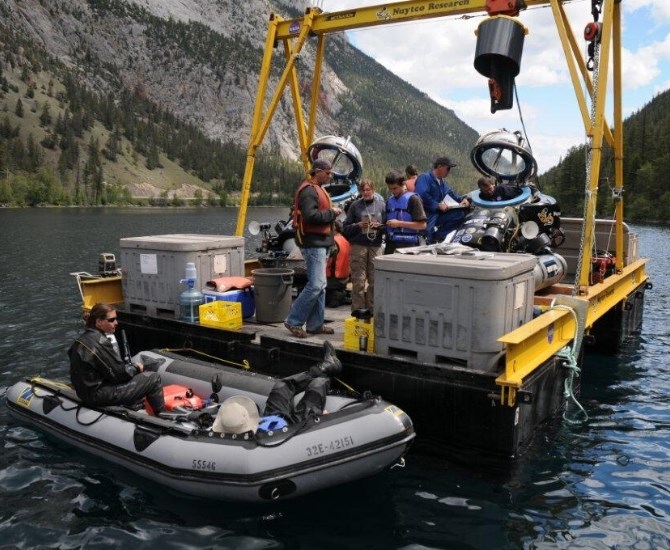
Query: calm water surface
[{"left": 1, "top": 208, "right": 669, "bottom": 549}]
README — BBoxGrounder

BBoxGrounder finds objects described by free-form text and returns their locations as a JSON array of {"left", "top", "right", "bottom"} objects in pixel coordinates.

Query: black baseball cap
[
  {"left": 433, "top": 156, "right": 457, "bottom": 168},
  {"left": 310, "top": 158, "right": 332, "bottom": 174}
]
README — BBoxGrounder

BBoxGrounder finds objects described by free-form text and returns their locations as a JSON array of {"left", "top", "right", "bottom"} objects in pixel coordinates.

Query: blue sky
[{"left": 320, "top": 0, "right": 670, "bottom": 172}]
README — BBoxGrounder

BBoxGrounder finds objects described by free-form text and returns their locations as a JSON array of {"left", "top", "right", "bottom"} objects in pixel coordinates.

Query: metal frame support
[{"left": 496, "top": 258, "right": 648, "bottom": 406}]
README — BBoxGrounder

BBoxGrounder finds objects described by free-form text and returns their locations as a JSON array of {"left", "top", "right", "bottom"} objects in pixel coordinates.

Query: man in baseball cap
[
  {"left": 433, "top": 156, "right": 457, "bottom": 168},
  {"left": 284, "top": 158, "right": 343, "bottom": 338},
  {"left": 414, "top": 156, "right": 470, "bottom": 243},
  {"left": 309, "top": 158, "right": 332, "bottom": 174}
]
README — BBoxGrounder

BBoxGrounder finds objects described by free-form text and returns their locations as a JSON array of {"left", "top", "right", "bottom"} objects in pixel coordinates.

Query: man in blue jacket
[{"left": 415, "top": 156, "right": 470, "bottom": 243}]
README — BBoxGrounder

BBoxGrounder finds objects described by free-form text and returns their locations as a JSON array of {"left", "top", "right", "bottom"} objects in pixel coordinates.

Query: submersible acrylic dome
[
  {"left": 470, "top": 129, "right": 537, "bottom": 183},
  {"left": 307, "top": 135, "right": 363, "bottom": 202}
]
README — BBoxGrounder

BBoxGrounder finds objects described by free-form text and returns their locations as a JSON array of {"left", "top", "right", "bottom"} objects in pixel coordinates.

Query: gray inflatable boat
[{"left": 6, "top": 350, "right": 415, "bottom": 502}]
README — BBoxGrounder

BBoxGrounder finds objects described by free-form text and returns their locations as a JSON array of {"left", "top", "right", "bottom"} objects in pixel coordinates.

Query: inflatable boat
[{"left": 6, "top": 350, "right": 414, "bottom": 502}]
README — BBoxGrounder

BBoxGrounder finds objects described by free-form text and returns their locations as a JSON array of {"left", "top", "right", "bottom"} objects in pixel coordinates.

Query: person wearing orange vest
[
  {"left": 326, "top": 220, "right": 351, "bottom": 308},
  {"left": 284, "top": 159, "right": 343, "bottom": 339}
]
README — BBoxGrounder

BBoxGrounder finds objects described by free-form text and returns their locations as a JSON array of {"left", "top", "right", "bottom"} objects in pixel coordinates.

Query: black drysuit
[{"left": 69, "top": 328, "right": 165, "bottom": 413}]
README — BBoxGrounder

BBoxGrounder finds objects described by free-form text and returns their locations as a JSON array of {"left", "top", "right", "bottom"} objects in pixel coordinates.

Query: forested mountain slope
[
  {"left": 0, "top": 0, "right": 480, "bottom": 207},
  {"left": 541, "top": 89, "right": 670, "bottom": 224}
]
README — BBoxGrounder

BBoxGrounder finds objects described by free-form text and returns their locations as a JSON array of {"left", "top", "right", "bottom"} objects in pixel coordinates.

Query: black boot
[{"left": 309, "top": 341, "right": 342, "bottom": 377}]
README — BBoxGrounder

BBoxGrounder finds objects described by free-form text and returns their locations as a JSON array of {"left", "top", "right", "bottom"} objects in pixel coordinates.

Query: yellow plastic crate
[
  {"left": 343, "top": 317, "right": 375, "bottom": 352},
  {"left": 199, "top": 301, "right": 243, "bottom": 330}
]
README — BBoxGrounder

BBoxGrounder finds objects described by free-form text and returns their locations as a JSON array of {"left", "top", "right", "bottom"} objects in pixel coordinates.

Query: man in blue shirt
[{"left": 415, "top": 156, "right": 471, "bottom": 243}]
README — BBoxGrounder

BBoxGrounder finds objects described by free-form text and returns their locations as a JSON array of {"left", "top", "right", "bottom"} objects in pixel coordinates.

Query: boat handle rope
[
  {"left": 332, "top": 376, "right": 357, "bottom": 395},
  {"left": 74, "top": 406, "right": 107, "bottom": 426},
  {"left": 161, "top": 347, "right": 251, "bottom": 370},
  {"left": 28, "top": 379, "right": 107, "bottom": 426},
  {"left": 28, "top": 378, "right": 189, "bottom": 433},
  {"left": 335, "top": 392, "right": 380, "bottom": 411}
]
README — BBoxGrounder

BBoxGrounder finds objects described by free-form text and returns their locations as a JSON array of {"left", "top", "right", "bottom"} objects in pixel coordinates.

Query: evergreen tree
[
  {"left": 39, "top": 101, "right": 52, "bottom": 127},
  {"left": 85, "top": 137, "right": 103, "bottom": 204},
  {"left": 146, "top": 141, "right": 161, "bottom": 170},
  {"left": 0, "top": 177, "right": 12, "bottom": 204},
  {"left": 25, "top": 133, "right": 42, "bottom": 171},
  {"left": 103, "top": 127, "right": 121, "bottom": 161}
]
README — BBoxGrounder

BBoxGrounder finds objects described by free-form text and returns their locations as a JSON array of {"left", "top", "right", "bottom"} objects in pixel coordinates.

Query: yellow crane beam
[
  {"left": 235, "top": 0, "right": 624, "bottom": 250},
  {"left": 496, "top": 259, "right": 649, "bottom": 406}
]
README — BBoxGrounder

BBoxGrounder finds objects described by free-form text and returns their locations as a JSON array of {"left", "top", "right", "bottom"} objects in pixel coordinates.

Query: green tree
[
  {"left": 85, "top": 137, "right": 103, "bottom": 204},
  {"left": 103, "top": 127, "right": 121, "bottom": 161},
  {"left": 14, "top": 98, "right": 23, "bottom": 118},
  {"left": 39, "top": 101, "right": 52, "bottom": 127},
  {"left": 146, "top": 141, "right": 161, "bottom": 170},
  {"left": 170, "top": 192, "right": 184, "bottom": 206},
  {"left": 0, "top": 177, "right": 13, "bottom": 204},
  {"left": 25, "top": 133, "right": 42, "bottom": 171}
]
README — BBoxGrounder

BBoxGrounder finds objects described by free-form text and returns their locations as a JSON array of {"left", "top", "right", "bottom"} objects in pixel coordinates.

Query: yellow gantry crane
[
  {"left": 236, "top": 0, "right": 648, "bottom": 407},
  {"left": 235, "top": 0, "right": 624, "bottom": 292}
]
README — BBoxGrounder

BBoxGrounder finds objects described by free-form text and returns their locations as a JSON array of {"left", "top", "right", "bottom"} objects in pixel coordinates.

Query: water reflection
[{"left": 1, "top": 210, "right": 669, "bottom": 547}]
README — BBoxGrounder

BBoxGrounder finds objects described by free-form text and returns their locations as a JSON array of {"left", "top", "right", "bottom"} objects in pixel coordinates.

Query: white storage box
[
  {"left": 373, "top": 251, "right": 536, "bottom": 371},
  {"left": 121, "top": 234, "right": 244, "bottom": 318}
]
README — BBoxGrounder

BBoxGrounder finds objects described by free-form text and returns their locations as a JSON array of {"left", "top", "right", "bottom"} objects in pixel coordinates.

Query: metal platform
[{"left": 239, "top": 303, "right": 351, "bottom": 348}]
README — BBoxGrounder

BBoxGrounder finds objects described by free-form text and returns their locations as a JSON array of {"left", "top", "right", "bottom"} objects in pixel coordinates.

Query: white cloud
[
  {"left": 624, "top": 0, "right": 670, "bottom": 23},
  {"left": 321, "top": 0, "right": 668, "bottom": 168},
  {"left": 622, "top": 46, "right": 661, "bottom": 90}
]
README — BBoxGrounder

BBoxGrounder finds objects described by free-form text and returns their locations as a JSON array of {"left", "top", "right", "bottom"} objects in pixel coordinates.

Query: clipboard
[{"left": 441, "top": 194, "right": 468, "bottom": 210}]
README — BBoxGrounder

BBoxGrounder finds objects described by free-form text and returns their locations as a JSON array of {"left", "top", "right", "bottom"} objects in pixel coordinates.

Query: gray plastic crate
[
  {"left": 120, "top": 234, "right": 245, "bottom": 318},
  {"left": 373, "top": 251, "right": 536, "bottom": 371}
]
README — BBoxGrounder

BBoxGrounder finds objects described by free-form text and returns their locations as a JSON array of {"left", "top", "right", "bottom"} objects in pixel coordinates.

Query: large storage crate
[
  {"left": 121, "top": 234, "right": 244, "bottom": 318},
  {"left": 373, "top": 252, "right": 536, "bottom": 371}
]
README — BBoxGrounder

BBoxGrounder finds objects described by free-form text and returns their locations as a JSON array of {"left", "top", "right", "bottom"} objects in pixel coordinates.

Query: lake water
[{"left": 1, "top": 208, "right": 669, "bottom": 549}]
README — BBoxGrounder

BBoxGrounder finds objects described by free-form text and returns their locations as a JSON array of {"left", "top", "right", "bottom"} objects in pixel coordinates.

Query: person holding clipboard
[{"left": 415, "top": 156, "right": 471, "bottom": 243}]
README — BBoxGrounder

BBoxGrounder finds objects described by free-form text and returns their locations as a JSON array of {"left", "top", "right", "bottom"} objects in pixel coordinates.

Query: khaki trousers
[{"left": 349, "top": 243, "right": 381, "bottom": 312}]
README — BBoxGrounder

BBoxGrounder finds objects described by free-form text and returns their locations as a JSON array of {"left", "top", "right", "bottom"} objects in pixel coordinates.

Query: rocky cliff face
[
  {"left": 2, "top": 0, "right": 481, "bottom": 191},
  {"left": 3, "top": 0, "right": 351, "bottom": 160}
]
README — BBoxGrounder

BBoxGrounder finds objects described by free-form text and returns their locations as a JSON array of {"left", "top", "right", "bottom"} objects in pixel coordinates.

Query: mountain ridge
[{"left": 1, "top": 0, "right": 484, "bottom": 206}]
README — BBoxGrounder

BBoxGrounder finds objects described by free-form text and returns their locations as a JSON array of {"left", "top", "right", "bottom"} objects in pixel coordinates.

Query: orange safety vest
[
  {"left": 293, "top": 180, "right": 332, "bottom": 242},
  {"left": 327, "top": 233, "right": 351, "bottom": 279}
]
